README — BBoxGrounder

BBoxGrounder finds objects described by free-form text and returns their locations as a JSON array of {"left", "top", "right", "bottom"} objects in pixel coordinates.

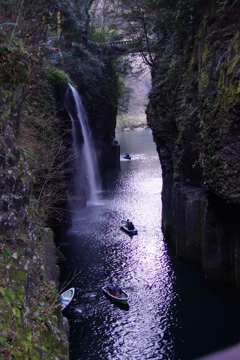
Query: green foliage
[
  {"left": 0, "top": 40, "right": 31, "bottom": 85},
  {"left": 0, "top": 228, "right": 68, "bottom": 359},
  {"left": 44, "top": 66, "right": 71, "bottom": 85},
  {"left": 91, "top": 27, "right": 120, "bottom": 43},
  {"left": 18, "top": 77, "right": 73, "bottom": 220},
  {"left": 173, "top": 0, "right": 205, "bottom": 32}
]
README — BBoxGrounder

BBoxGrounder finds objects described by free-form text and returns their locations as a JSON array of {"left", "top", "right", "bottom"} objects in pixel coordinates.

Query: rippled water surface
[{"left": 60, "top": 130, "right": 240, "bottom": 360}]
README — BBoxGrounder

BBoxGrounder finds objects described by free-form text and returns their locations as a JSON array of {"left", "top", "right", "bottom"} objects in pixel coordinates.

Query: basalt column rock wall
[{"left": 147, "top": 3, "right": 240, "bottom": 289}]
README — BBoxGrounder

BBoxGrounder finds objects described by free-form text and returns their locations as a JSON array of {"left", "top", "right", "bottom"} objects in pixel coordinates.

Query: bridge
[{"left": 102, "top": 38, "right": 148, "bottom": 57}]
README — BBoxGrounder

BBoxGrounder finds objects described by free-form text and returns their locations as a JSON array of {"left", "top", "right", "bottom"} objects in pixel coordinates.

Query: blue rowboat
[{"left": 120, "top": 220, "right": 138, "bottom": 236}]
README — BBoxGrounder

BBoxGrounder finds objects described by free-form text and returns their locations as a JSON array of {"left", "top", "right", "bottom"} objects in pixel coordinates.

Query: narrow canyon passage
[{"left": 60, "top": 130, "right": 240, "bottom": 360}]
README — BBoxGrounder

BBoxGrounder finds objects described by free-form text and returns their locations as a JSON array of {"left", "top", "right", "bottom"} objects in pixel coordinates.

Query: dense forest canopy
[{"left": 0, "top": 0, "right": 212, "bottom": 78}]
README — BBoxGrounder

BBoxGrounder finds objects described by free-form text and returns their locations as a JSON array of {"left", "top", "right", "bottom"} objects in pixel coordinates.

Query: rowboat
[
  {"left": 60, "top": 287, "right": 75, "bottom": 311},
  {"left": 120, "top": 220, "right": 138, "bottom": 236},
  {"left": 123, "top": 153, "right": 131, "bottom": 160},
  {"left": 102, "top": 286, "right": 129, "bottom": 304}
]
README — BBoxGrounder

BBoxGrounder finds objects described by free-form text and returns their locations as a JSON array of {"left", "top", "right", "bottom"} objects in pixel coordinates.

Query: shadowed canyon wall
[
  {"left": 0, "top": 46, "right": 119, "bottom": 359},
  {"left": 147, "top": 2, "right": 240, "bottom": 289},
  {"left": 0, "top": 86, "right": 69, "bottom": 358}
]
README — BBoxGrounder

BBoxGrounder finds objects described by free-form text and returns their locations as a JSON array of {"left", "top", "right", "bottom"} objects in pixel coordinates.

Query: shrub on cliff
[{"left": 45, "top": 67, "right": 72, "bottom": 86}]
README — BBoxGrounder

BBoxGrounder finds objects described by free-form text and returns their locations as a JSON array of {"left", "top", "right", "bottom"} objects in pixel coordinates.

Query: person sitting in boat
[
  {"left": 114, "top": 285, "right": 122, "bottom": 297},
  {"left": 126, "top": 219, "right": 130, "bottom": 227},
  {"left": 128, "top": 221, "right": 134, "bottom": 230},
  {"left": 106, "top": 278, "right": 122, "bottom": 296},
  {"left": 106, "top": 277, "right": 115, "bottom": 294}
]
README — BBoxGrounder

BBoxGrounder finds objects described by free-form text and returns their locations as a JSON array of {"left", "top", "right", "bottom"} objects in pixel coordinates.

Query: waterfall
[{"left": 64, "top": 83, "right": 101, "bottom": 213}]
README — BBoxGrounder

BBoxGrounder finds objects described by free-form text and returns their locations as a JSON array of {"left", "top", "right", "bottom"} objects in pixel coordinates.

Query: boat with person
[
  {"left": 60, "top": 287, "right": 75, "bottom": 311},
  {"left": 123, "top": 153, "right": 131, "bottom": 160},
  {"left": 102, "top": 286, "right": 129, "bottom": 304},
  {"left": 120, "top": 220, "right": 138, "bottom": 236}
]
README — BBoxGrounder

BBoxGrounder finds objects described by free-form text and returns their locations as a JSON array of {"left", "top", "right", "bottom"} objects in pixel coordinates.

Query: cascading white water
[{"left": 65, "top": 83, "right": 101, "bottom": 212}]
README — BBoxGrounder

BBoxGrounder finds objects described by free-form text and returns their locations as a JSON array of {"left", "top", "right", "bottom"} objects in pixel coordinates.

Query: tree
[{"left": 101, "top": 0, "right": 210, "bottom": 69}]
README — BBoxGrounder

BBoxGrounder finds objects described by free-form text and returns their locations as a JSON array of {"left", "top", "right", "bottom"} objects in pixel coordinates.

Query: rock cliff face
[
  {"left": 147, "top": 3, "right": 240, "bottom": 289},
  {"left": 0, "top": 1, "right": 120, "bottom": 356},
  {"left": 0, "top": 40, "right": 120, "bottom": 358},
  {"left": 0, "top": 102, "right": 69, "bottom": 357}
]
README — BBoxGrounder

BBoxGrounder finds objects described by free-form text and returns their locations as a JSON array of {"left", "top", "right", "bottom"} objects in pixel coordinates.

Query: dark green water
[{"left": 60, "top": 130, "right": 240, "bottom": 360}]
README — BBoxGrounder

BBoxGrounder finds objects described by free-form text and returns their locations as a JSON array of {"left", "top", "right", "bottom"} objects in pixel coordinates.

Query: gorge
[{"left": 2, "top": 0, "right": 240, "bottom": 359}]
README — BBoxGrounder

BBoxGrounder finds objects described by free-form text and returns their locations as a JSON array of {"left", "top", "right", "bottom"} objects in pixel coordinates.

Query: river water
[{"left": 60, "top": 129, "right": 240, "bottom": 360}]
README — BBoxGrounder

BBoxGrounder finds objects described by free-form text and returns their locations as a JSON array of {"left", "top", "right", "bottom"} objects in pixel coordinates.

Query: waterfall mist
[{"left": 64, "top": 83, "right": 101, "bottom": 215}]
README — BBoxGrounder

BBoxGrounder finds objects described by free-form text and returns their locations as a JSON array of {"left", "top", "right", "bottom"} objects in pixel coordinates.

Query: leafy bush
[{"left": 44, "top": 67, "right": 71, "bottom": 85}]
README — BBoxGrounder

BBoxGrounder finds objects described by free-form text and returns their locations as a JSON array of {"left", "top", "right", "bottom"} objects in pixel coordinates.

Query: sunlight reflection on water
[
  {"left": 62, "top": 130, "right": 178, "bottom": 359},
  {"left": 60, "top": 130, "right": 240, "bottom": 360}
]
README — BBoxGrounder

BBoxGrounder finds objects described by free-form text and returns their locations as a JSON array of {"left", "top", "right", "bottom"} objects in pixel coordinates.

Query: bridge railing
[{"left": 103, "top": 38, "right": 148, "bottom": 51}]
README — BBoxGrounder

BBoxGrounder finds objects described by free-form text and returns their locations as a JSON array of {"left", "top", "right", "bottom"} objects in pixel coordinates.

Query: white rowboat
[{"left": 60, "top": 287, "right": 75, "bottom": 310}]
